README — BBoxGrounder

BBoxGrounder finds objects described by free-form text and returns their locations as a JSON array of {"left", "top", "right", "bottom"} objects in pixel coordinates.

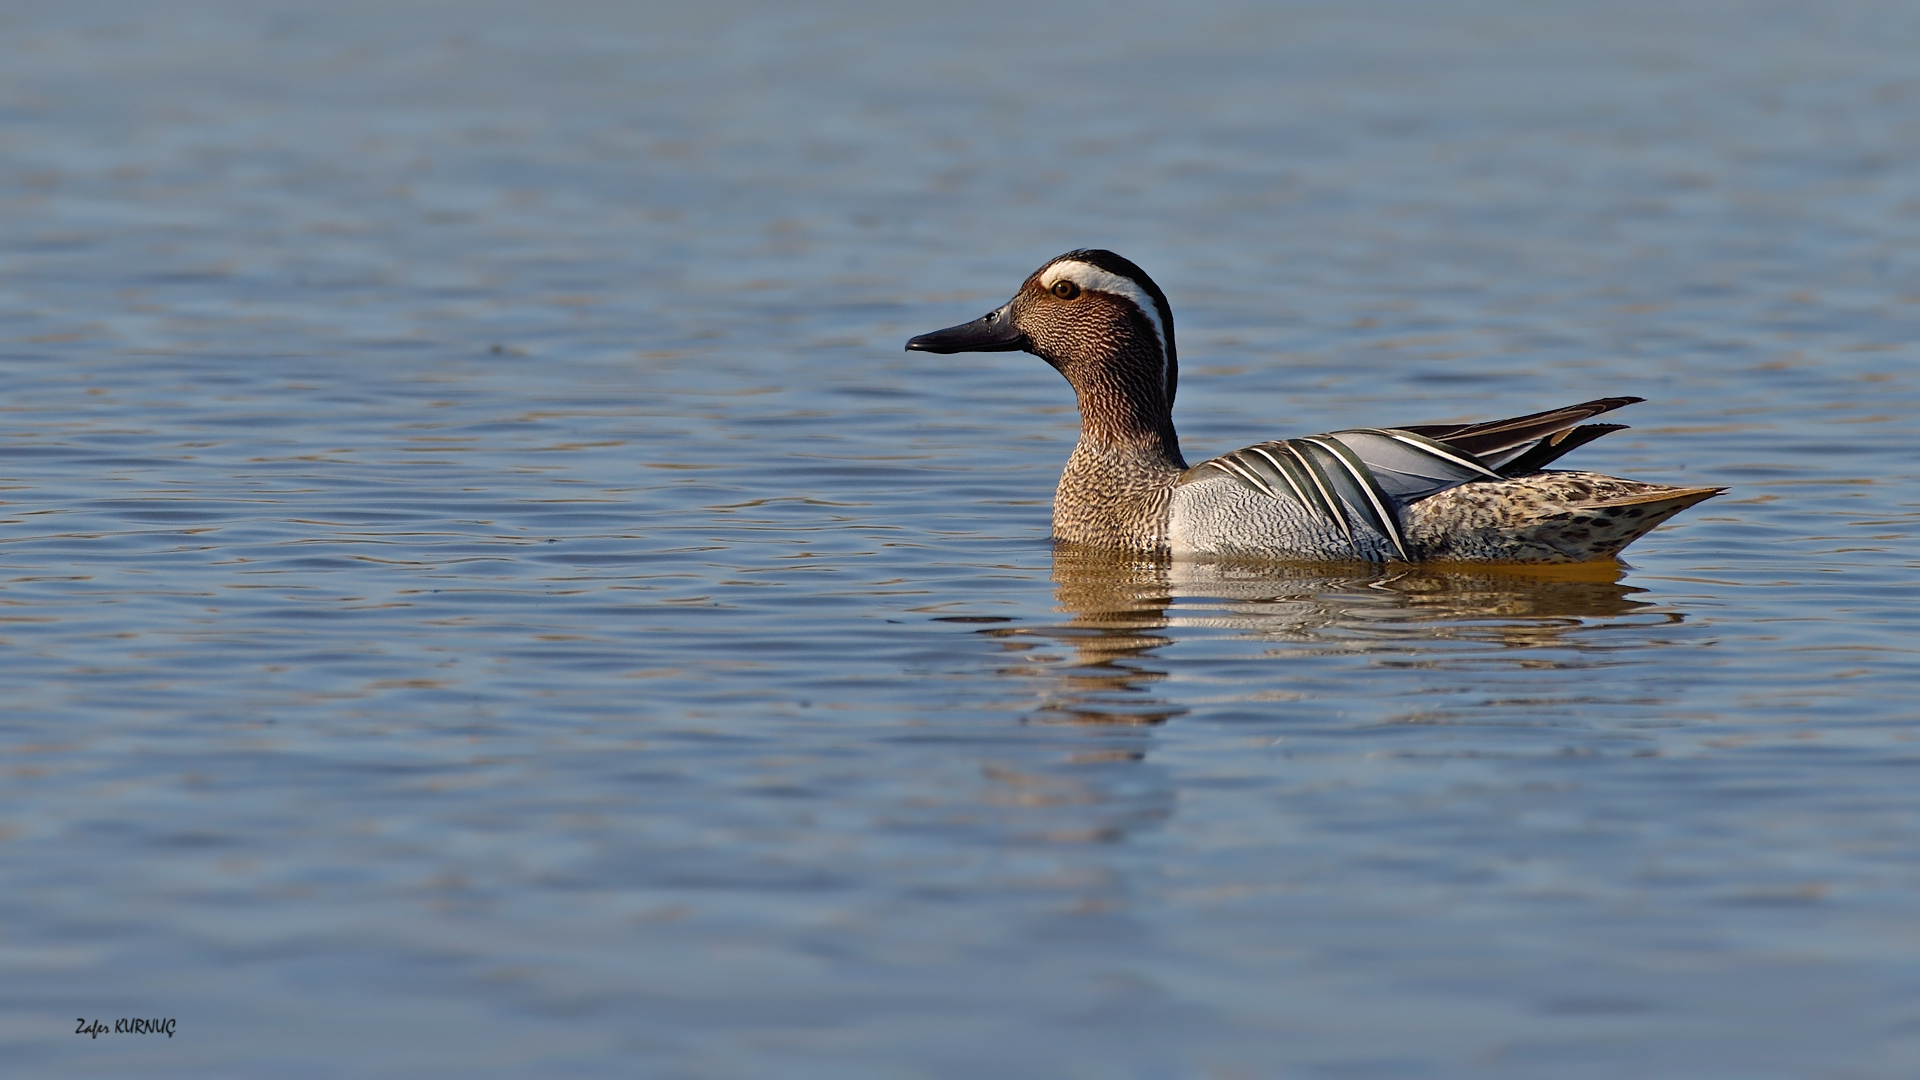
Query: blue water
[{"left": 7, "top": 1, "right": 1920, "bottom": 1076}]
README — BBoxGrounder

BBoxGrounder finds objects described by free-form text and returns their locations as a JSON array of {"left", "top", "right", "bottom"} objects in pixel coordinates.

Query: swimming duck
[{"left": 905, "top": 249, "right": 1721, "bottom": 562}]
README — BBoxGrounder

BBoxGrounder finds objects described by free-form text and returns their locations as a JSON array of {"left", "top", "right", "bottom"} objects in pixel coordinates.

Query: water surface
[{"left": 5, "top": 2, "right": 1920, "bottom": 1076}]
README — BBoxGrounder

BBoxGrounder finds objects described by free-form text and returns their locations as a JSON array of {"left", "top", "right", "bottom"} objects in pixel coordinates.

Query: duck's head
[{"left": 906, "top": 249, "right": 1178, "bottom": 412}]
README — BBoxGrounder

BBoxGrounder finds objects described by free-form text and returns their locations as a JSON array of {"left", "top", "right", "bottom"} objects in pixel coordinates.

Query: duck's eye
[{"left": 1050, "top": 280, "right": 1080, "bottom": 300}]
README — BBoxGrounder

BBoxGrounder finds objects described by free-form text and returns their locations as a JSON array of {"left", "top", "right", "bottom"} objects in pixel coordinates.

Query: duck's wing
[
  {"left": 1395, "top": 396, "right": 1642, "bottom": 476},
  {"left": 1185, "top": 431, "right": 1508, "bottom": 561}
]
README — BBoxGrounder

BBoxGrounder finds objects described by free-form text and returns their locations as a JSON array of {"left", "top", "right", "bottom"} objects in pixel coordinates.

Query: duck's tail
[{"left": 1406, "top": 471, "right": 1724, "bottom": 563}]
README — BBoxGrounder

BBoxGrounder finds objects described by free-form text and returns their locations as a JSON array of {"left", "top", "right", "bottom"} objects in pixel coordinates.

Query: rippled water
[{"left": 8, "top": 1, "right": 1920, "bottom": 1076}]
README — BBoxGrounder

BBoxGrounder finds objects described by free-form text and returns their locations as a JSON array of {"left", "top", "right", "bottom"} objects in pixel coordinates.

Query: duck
[{"left": 905, "top": 249, "right": 1722, "bottom": 563}]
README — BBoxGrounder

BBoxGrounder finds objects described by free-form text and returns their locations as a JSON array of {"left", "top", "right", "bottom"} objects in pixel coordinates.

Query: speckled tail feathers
[{"left": 1406, "top": 472, "right": 1724, "bottom": 563}]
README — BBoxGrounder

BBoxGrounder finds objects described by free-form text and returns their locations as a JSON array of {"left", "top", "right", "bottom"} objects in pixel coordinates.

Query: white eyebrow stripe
[{"left": 1040, "top": 260, "right": 1169, "bottom": 394}]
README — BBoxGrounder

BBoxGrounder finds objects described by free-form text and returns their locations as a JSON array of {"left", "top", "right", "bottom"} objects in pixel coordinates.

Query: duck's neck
[{"left": 1051, "top": 371, "right": 1188, "bottom": 550}]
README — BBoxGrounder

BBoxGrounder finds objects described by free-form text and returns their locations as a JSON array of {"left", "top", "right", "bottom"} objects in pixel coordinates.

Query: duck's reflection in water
[{"left": 982, "top": 546, "right": 1674, "bottom": 728}]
